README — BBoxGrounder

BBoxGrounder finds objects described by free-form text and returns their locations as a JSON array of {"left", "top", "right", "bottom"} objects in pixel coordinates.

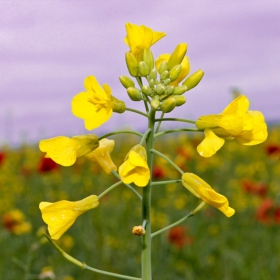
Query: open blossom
[
  {"left": 124, "top": 22, "right": 166, "bottom": 61},
  {"left": 85, "top": 138, "right": 117, "bottom": 174},
  {"left": 182, "top": 173, "right": 235, "bottom": 217},
  {"left": 39, "top": 195, "right": 99, "bottom": 240},
  {"left": 39, "top": 134, "right": 99, "bottom": 166},
  {"left": 196, "top": 95, "right": 268, "bottom": 157},
  {"left": 72, "top": 76, "right": 125, "bottom": 130},
  {"left": 119, "top": 144, "right": 150, "bottom": 187}
]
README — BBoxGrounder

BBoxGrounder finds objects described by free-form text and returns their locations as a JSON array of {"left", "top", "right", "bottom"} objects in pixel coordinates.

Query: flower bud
[
  {"left": 156, "top": 83, "right": 165, "bottom": 95},
  {"left": 151, "top": 96, "right": 160, "bottom": 110},
  {"left": 127, "top": 87, "right": 142, "bottom": 101},
  {"left": 167, "top": 43, "right": 188, "bottom": 70},
  {"left": 149, "top": 69, "right": 157, "bottom": 80},
  {"left": 166, "top": 86, "right": 174, "bottom": 94},
  {"left": 158, "top": 61, "right": 168, "bottom": 74},
  {"left": 173, "top": 95, "right": 186, "bottom": 107},
  {"left": 160, "top": 70, "right": 169, "bottom": 81},
  {"left": 119, "top": 76, "right": 135, "bottom": 89},
  {"left": 173, "top": 85, "right": 188, "bottom": 95},
  {"left": 132, "top": 225, "right": 146, "bottom": 236},
  {"left": 163, "top": 78, "right": 171, "bottom": 86},
  {"left": 125, "top": 52, "right": 138, "bottom": 77},
  {"left": 143, "top": 48, "right": 154, "bottom": 72},
  {"left": 149, "top": 79, "right": 155, "bottom": 88},
  {"left": 138, "top": 61, "right": 150, "bottom": 77},
  {"left": 183, "top": 69, "right": 204, "bottom": 90},
  {"left": 111, "top": 96, "right": 126, "bottom": 113},
  {"left": 169, "top": 65, "right": 182, "bottom": 82},
  {"left": 160, "top": 97, "right": 176, "bottom": 113},
  {"left": 142, "top": 85, "right": 152, "bottom": 95}
]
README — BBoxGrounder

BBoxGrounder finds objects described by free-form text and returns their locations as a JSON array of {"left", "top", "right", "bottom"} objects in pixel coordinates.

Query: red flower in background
[
  {"left": 168, "top": 226, "right": 193, "bottom": 249},
  {"left": 152, "top": 165, "right": 165, "bottom": 179},
  {"left": 256, "top": 199, "right": 280, "bottom": 224},
  {"left": 0, "top": 151, "right": 5, "bottom": 166},
  {"left": 38, "top": 157, "right": 58, "bottom": 173},
  {"left": 242, "top": 180, "right": 268, "bottom": 198},
  {"left": 265, "top": 144, "right": 280, "bottom": 157}
]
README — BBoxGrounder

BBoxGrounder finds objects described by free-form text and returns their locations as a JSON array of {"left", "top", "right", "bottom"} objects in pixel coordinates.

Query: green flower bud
[
  {"left": 111, "top": 96, "right": 126, "bottom": 113},
  {"left": 166, "top": 86, "right": 174, "bottom": 94},
  {"left": 167, "top": 43, "right": 188, "bottom": 70},
  {"left": 125, "top": 52, "right": 138, "bottom": 77},
  {"left": 127, "top": 87, "right": 142, "bottom": 101},
  {"left": 143, "top": 48, "right": 154, "bottom": 72},
  {"left": 163, "top": 78, "right": 171, "bottom": 86},
  {"left": 138, "top": 61, "right": 150, "bottom": 77},
  {"left": 160, "top": 97, "right": 176, "bottom": 113},
  {"left": 142, "top": 85, "right": 152, "bottom": 95},
  {"left": 119, "top": 76, "right": 135, "bottom": 89},
  {"left": 173, "top": 95, "right": 186, "bottom": 107},
  {"left": 182, "top": 69, "right": 204, "bottom": 91},
  {"left": 173, "top": 85, "right": 188, "bottom": 95},
  {"left": 151, "top": 96, "right": 160, "bottom": 110},
  {"left": 156, "top": 83, "right": 165, "bottom": 95},
  {"left": 160, "top": 70, "right": 169, "bottom": 81},
  {"left": 158, "top": 61, "right": 168, "bottom": 74},
  {"left": 169, "top": 65, "right": 182, "bottom": 82},
  {"left": 149, "top": 69, "right": 157, "bottom": 80},
  {"left": 149, "top": 79, "right": 155, "bottom": 88}
]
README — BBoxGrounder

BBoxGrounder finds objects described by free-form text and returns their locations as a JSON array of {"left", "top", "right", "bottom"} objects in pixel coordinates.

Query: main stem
[{"left": 142, "top": 109, "right": 156, "bottom": 280}]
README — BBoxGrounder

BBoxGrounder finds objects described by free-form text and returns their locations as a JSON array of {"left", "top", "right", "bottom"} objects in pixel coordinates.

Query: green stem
[
  {"left": 111, "top": 170, "right": 142, "bottom": 200},
  {"left": 98, "top": 181, "right": 123, "bottom": 200},
  {"left": 136, "top": 76, "right": 149, "bottom": 113},
  {"left": 155, "top": 128, "right": 203, "bottom": 138},
  {"left": 140, "top": 128, "right": 152, "bottom": 146},
  {"left": 98, "top": 130, "right": 143, "bottom": 141},
  {"left": 126, "top": 107, "right": 149, "bottom": 118},
  {"left": 154, "top": 117, "right": 196, "bottom": 124},
  {"left": 155, "top": 112, "right": 164, "bottom": 134},
  {"left": 151, "top": 202, "right": 206, "bottom": 238},
  {"left": 44, "top": 233, "right": 141, "bottom": 280},
  {"left": 151, "top": 180, "right": 182, "bottom": 186},
  {"left": 142, "top": 109, "right": 156, "bottom": 280},
  {"left": 150, "top": 149, "right": 184, "bottom": 175}
]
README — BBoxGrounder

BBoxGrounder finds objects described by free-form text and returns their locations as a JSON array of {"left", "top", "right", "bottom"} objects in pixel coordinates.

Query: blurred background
[{"left": 1, "top": 1, "right": 280, "bottom": 279}]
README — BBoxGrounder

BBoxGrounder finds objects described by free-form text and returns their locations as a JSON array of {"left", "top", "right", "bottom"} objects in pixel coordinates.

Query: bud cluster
[{"left": 120, "top": 43, "right": 204, "bottom": 113}]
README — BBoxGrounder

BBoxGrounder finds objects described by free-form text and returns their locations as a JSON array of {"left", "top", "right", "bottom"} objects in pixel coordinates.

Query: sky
[{"left": 1, "top": 0, "right": 280, "bottom": 145}]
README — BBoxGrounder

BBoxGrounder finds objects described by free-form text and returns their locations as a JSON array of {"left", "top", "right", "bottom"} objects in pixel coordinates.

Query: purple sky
[{"left": 1, "top": 1, "right": 280, "bottom": 145}]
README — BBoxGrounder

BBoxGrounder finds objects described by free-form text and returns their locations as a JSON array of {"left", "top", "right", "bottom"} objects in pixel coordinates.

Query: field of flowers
[{"left": 1, "top": 126, "right": 280, "bottom": 280}]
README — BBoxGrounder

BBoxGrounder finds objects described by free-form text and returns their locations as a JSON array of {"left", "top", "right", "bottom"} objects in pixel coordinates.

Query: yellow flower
[
  {"left": 196, "top": 95, "right": 268, "bottom": 157},
  {"left": 72, "top": 76, "right": 114, "bottom": 130},
  {"left": 155, "top": 54, "right": 190, "bottom": 86},
  {"left": 182, "top": 173, "right": 235, "bottom": 217},
  {"left": 85, "top": 138, "right": 117, "bottom": 174},
  {"left": 119, "top": 144, "right": 150, "bottom": 187},
  {"left": 39, "top": 195, "right": 99, "bottom": 240},
  {"left": 39, "top": 134, "right": 99, "bottom": 166},
  {"left": 124, "top": 22, "right": 166, "bottom": 61}
]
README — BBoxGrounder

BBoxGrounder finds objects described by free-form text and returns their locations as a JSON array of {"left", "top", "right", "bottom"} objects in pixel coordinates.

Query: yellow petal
[
  {"left": 222, "top": 95, "right": 249, "bottom": 115},
  {"left": 197, "top": 129, "right": 225, "bottom": 157},
  {"left": 182, "top": 173, "right": 235, "bottom": 217},
  {"left": 39, "top": 195, "right": 99, "bottom": 240}
]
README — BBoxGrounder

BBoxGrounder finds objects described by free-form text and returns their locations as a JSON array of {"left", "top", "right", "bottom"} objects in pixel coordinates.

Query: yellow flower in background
[
  {"left": 124, "top": 22, "right": 166, "bottom": 61},
  {"left": 39, "top": 134, "right": 99, "bottom": 166},
  {"left": 196, "top": 95, "right": 268, "bottom": 157},
  {"left": 85, "top": 138, "right": 117, "bottom": 174},
  {"left": 2, "top": 209, "right": 32, "bottom": 235},
  {"left": 72, "top": 76, "right": 114, "bottom": 130},
  {"left": 156, "top": 54, "right": 190, "bottom": 86},
  {"left": 39, "top": 195, "right": 99, "bottom": 240},
  {"left": 182, "top": 173, "right": 235, "bottom": 217},
  {"left": 119, "top": 144, "right": 150, "bottom": 187}
]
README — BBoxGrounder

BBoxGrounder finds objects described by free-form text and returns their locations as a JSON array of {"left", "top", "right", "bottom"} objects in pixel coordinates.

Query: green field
[{"left": 1, "top": 126, "right": 280, "bottom": 280}]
